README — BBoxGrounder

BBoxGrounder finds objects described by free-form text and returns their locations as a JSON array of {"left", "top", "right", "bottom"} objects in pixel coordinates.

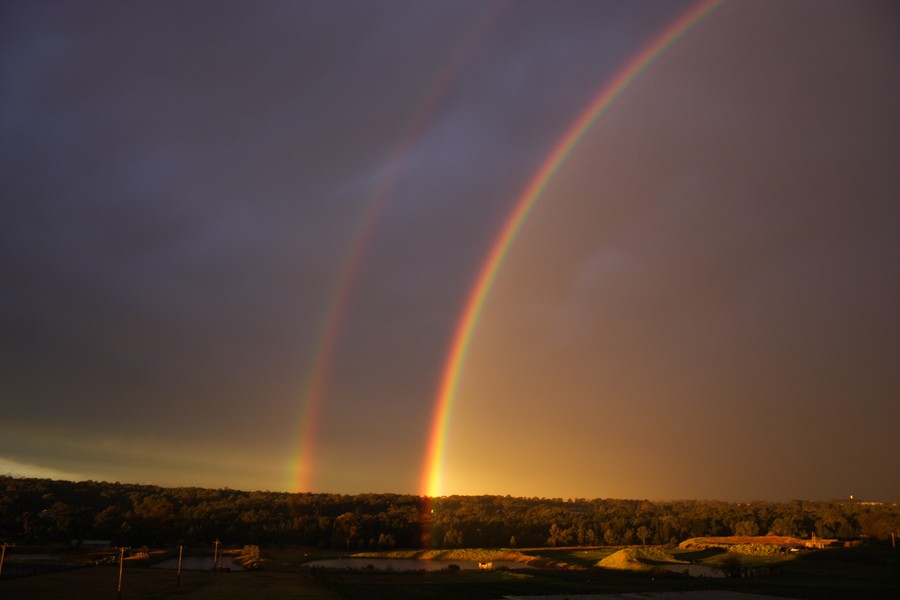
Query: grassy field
[
  {"left": 309, "top": 546, "right": 900, "bottom": 600},
  {"left": 0, "top": 563, "right": 343, "bottom": 600},
  {"left": 1, "top": 545, "right": 897, "bottom": 599}
]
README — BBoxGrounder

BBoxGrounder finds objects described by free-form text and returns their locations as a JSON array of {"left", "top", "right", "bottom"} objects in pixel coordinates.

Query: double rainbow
[
  {"left": 291, "top": 4, "right": 506, "bottom": 492},
  {"left": 420, "top": 0, "right": 724, "bottom": 498}
]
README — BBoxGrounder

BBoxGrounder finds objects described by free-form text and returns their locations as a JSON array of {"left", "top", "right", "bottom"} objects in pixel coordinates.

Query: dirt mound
[{"left": 679, "top": 536, "right": 806, "bottom": 549}]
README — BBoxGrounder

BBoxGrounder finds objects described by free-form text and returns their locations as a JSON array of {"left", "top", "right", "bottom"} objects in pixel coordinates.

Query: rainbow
[
  {"left": 290, "top": 4, "right": 506, "bottom": 493},
  {"left": 420, "top": 0, "right": 724, "bottom": 498}
]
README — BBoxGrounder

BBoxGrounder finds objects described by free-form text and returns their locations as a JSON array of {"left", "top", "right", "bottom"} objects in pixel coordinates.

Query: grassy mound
[
  {"left": 679, "top": 535, "right": 805, "bottom": 549},
  {"left": 596, "top": 547, "right": 686, "bottom": 571}
]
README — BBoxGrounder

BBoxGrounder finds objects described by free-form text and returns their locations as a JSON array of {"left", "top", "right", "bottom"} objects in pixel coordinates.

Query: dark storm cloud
[
  {"left": 440, "top": 0, "right": 900, "bottom": 501},
  {"left": 1, "top": 0, "right": 694, "bottom": 491},
  {"left": 5, "top": 1, "right": 894, "bottom": 500}
]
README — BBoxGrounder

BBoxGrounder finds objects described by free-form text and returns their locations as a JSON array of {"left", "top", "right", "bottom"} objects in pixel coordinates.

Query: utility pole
[
  {"left": 213, "top": 538, "right": 220, "bottom": 573},
  {"left": 0, "top": 542, "right": 14, "bottom": 578},
  {"left": 117, "top": 546, "right": 129, "bottom": 600},
  {"left": 176, "top": 545, "right": 183, "bottom": 588}
]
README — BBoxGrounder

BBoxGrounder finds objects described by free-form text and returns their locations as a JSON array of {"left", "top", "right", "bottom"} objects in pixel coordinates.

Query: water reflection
[
  {"left": 306, "top": 558, "right": 529, "bottom": 571},
  {"left": 660, "top": 563, "right": 725, "bottom": 577}
]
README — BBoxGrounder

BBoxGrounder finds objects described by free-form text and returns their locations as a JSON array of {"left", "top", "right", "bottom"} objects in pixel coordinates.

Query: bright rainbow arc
[
  {"left": 290, "top": 4, "right": 507, "bottom": 493},
  {"left": 421, "top": 0, "right": 724, "bottom": 498}
]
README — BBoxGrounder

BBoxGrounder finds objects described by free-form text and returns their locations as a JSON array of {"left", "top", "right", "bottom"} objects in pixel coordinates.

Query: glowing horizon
[{"left": 420, "top": 0, "right": 724, "bottom": 498}]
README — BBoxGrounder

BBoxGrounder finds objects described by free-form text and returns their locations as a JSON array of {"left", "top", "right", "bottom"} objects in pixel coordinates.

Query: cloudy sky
[{"left": 2, "top": 0, "right": 898, "bottom": 502}]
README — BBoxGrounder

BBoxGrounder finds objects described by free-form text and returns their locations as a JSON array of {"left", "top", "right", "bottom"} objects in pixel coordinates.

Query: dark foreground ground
[{"left": 1, "top": 546, "right": 898, "bottom": 600}]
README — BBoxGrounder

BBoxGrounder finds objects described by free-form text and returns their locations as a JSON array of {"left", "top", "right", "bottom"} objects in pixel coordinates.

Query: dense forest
[{"left": 1, "top": 476, "right": 898, "bottom": 550}]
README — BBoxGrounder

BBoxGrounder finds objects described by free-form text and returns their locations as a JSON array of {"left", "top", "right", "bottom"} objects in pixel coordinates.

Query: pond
[
  {"left": 2, "top": 553, "right": 63, "bottom": 561},
  {"left": 306, "top": 558, "right": 530, "bottom": 571},
  {"left": 660, "top": 563, "right": 726, "bottom": 577},
  {"left": 151, "top": 555, "right": 244, "bottom": 571}
]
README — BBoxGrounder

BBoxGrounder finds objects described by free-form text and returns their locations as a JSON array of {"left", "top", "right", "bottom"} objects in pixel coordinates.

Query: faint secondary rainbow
[
  {"left": 421, "top": 0, "right": 724, "bottom": 498},
  {"left": 290, "top": 3, "right": 507, "bottom": 493}
]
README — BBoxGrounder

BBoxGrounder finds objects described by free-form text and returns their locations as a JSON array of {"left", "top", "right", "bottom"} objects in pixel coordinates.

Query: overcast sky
[{"left": 2, "top": 0, "right": 898, "bottom": 502}]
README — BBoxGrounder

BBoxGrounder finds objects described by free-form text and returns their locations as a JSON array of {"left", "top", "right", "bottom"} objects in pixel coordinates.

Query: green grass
[
  {"left": 350, "top": 547, "right": 534, "bottom": 564},
  {"left": 519, "top": 546, "right": 616, "bottom": 567},
  {"left": 758, "top": 546, "right": 900, "bottom": 600}
]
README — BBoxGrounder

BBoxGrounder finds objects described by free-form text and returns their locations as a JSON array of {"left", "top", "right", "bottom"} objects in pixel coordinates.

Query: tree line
[{"left": 1, "top": 476, "right": 897, "bottom": 550}]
